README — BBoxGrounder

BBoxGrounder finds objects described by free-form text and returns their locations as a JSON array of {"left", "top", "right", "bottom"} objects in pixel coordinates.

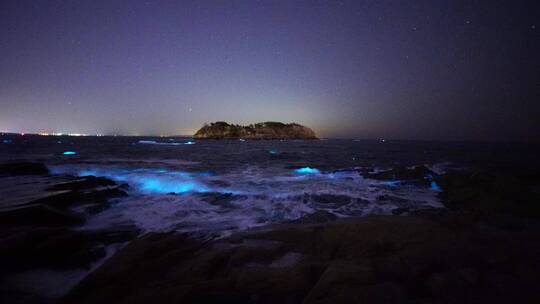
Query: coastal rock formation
[
  {"left": 0, "top": 162, "right": 49, "bottom": 176},
  {"left": 193, "top": 121, "right": 318, "bottom": 140},
  {"left": 0, "top": 169, "right": 139, "bottom": 303},
  {"left": 62, "top": 215, "right": 540, "bottom": 304},
  {"left": 60, "top": 168, "right": 540, "bottom": 304}
]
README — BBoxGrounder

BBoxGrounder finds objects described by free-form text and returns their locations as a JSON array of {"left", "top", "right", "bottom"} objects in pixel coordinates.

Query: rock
[
  {"left": 0, "top": 162, "right": 49, "bottom": 176},
  {"left": 30, "top": 187, "right": 127, "bottom": 211},
  {"left": 292, "top": 211, "right": 338, "bottom": 224},
  {"left": 0, "top": 226, "right": 139, "bottom": 276},
  {"left": 437, "top": 170, "right": 540, "bottom": 217},
  {"left": 0, "top": 176, "right": 127, "bottom": 228},
  {"left": 0, "top": 204, "right": 85, "bottom": 227},
  {"left": 366, "top": 165, "right": 434, "bottom": 185},
  {"left": 0, "top": 174, "right": 139, "bottom": 304},
  {"left": 391, "top": 207, "right": 409, "bottom": 215},
  {"left": 307, "top": 281, "right": 405, "bottom": 304},
  {"left": 303, "top": 261, "right": 377, "bottom": 303},
  {"left": 193, "top": 121, "right": 318, "bottom": 140},
  {"left": 46, "top": 176, "right": 117, "bottom": 191},
  {"left": 426, "top": 268, "right": 480, "bottom": 298},
  {"left": 60, "top": 215, "right": 540, "bottom": 304}
]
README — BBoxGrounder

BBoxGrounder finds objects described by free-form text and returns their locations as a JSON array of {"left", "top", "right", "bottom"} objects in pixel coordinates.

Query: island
[{"left": 193, "top": 121, "right": 318, "bottom": 139}]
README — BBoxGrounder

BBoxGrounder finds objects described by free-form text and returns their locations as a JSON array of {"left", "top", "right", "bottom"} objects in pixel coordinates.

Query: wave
[{"left": 51, "top": 163, "right": 443, "bottom": 237}]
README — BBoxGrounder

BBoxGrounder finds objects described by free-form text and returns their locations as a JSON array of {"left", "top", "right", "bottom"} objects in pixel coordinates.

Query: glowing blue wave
[
  {"left": 78, "top": 168, "right": 211, "bottom": 194},
  {"left": 383, "top": 180, "right": 402, "bottom": 186},
  {"left": 430, "top": 181, "right": 441, "bottom": 191},
  {"left": 294, "top": 167, "right": 320, "bottom": 174}
]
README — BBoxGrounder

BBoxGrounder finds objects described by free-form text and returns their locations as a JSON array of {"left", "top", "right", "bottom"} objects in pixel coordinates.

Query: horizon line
[{"left": 1, "top": 131, "right": 539, "bottom": 143}]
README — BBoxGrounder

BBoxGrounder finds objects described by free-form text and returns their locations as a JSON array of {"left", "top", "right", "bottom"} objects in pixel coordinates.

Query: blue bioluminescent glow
[
  {"left": 77, "top": 167, "right": 211, "bottom": 194},
  {"left": 138, "top": 140, "right": 158, "bottom": 145},
  {"left": 139, "top": 178, "right": 201, "bottom": 194},
  {"left": 383, "top": 180, "right": 401, "bottom": 186},
  {"left": 430, "top": 181, "right": 441, "bottom": 191},
  {"left": 63, "top": 151, "right": 77, "bottom": 155},
  {"left": 294, "top": 167, "right": 320, "bottom": 174},
  {"left": 2, "top": 139, "right": 12, "bottom": 144},
  {"left": 269, "top": 150, "right": 278, "bottom": 155},
  {"left": 239, "top": 138, "right": 246, "bottom": 142},
  {"left": 184, "top": 141, "right": 195, "bottom": 145}
]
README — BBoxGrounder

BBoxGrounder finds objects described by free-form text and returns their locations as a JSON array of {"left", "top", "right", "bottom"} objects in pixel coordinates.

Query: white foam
[{"left": 51, "top": 164, "right": 443, "bottom": 237}]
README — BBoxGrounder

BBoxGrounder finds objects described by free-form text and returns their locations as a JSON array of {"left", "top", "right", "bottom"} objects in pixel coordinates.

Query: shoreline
[{"left": 1, "top": 158, "right": 540, "bottom": 303}]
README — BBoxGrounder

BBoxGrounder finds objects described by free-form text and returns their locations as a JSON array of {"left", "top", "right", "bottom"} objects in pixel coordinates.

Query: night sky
[{"left": 1, "top": 0, "right": 538, "bottom": 140}]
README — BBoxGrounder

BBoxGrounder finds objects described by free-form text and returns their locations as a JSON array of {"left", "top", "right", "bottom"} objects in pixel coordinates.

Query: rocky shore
[
  {"left": 0, "top": 162, "right": 139, "bottom": 303},
  {"left": 2, "top": 161, "right": 540, "bottom": 303},
  {"left": 193, "top": 122, "right": 318, "bottom": 140},
  {"left": 62, "top": 166, "right": 540, "bottom": 303}
]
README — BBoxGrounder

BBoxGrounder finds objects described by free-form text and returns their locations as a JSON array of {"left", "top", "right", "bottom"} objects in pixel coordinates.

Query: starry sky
[{"left": 1, "top": 0, "right": 539, "bottom": 140}]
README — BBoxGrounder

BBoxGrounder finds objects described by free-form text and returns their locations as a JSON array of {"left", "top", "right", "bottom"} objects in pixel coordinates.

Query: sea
[{"left": 1, "top": 134, "right": 539, "bottom": 237}]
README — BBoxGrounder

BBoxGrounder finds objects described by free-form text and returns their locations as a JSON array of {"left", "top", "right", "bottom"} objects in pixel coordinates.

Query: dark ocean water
[{"left": 1, "top": 134, "right": 539, "bottom": 237}]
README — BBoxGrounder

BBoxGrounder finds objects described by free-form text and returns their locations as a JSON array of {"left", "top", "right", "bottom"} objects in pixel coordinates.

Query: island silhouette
[{"left": 193, "top": 121, "right": 317, "bottom": 139}]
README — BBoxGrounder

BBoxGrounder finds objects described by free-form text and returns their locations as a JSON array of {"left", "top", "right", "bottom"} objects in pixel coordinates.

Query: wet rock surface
[
  {"left": 0, "top": 204, "right": 85, "bottom": 227},
  {"left": 0, "top": 163, "right": 140, "bottom": 304},
  {"left": 58, "top": 167, "right": 540, "bottom": 304},
  {"left": 0, "top": 173, "right": 128, "bottom": 228},
  {"left": 1, "top": 157, "right": 540, "bottom": 303},
  {"left": 62, "top": 214, "right": 540, "bottom": 304},
  {"left": 0, "top": 226, "right": 138, "bottom": 275},
  {"left": 45, "top": 176, "right": 117, "bottom": 191}
]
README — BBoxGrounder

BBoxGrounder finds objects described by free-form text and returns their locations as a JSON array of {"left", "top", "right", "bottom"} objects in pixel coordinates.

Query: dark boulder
[
  {"left": 46, "top": 176, "right": 117, "bottom": 191},
  {"left": 0, "top": 162, "right": 49, "bottom": 176},
  {"left": 0, "top": 204, "right": 85, "bottom": 227},
  {"left": 366, "top": 165, "right": 434, "bottom": 185},
  {"left": 30, "top": 187, "right": 127, "bottom": 211},
  {"left": 436, "top": 170, "right": 540, "bottom": 217},
  {"left": 0, "top": 226, "right": 139, "bottom": 276}
]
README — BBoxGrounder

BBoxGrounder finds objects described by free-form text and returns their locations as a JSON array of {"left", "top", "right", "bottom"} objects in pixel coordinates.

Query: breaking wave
[{"left": 51, "top": 162, "right": 443, "bottom": 237}]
